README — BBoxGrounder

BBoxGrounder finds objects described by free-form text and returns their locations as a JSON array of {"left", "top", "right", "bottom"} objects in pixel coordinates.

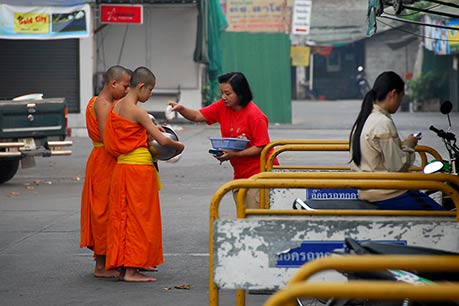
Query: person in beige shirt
[{"left": 349, "top": 71, "right": 444, "bottom": 210}]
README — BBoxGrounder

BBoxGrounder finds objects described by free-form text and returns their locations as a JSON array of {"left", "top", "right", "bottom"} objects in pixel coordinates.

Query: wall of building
[
  {"left": 70, "top": 4, "right": 203, "bottom": 135},
  {"left": 69, "top": 30, "right": 94, "bottom": 135},
  {"left": 365, "top": 26, "right": 419, "bottom": 87},
  {"left": 94, "top": 5, "right": 202, "bottom": 112}
]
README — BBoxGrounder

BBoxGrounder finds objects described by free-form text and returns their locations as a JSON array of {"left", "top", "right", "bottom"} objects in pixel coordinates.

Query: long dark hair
[
  {"left": 350, "top": 71, "right": 405, "bottom": 166},
  {"left": 218, "top": 72, "right": 253, "bottom": 106}
]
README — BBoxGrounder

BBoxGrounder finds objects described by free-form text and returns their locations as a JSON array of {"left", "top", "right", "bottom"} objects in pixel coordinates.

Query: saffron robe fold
[
  {"left": 104, "top": 109, "right": 163, "bottom": 270},
  {"left": 80, "top": 96, "right": 117, "bottom": 255}
]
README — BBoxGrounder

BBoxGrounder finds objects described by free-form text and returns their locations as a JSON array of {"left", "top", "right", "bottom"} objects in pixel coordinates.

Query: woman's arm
[
  {"left": 379, "top": 134, "right": 416, "bottom": 172},
  {"left": 216, "top": 145, "right": 263, "bottom": 162},
  {"left": 167, "top": 101, "right": 206, "bottom": 122}
]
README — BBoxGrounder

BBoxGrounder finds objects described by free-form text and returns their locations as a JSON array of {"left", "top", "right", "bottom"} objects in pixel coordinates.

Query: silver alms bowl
[{"left": 149, "top": 125, "right": 180, "bottom": 161}]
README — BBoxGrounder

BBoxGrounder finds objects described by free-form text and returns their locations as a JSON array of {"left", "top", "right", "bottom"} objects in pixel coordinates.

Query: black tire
[{"left": 0, "top": 159, "right": 20, "bottom": 184}]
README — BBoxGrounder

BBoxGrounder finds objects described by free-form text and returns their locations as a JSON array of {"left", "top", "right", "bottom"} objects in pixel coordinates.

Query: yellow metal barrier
[
  {"left": 259, "top": 139, "right": 442, "bottom": 173},
  {"left": 258, "top": 140, "right": 444, "bottom": 208},
  {"left": 260, "top": 142, "right": 350, "bottom": 207},
  {"left": 264, "top": 255, "right": 459, "bottom": 306},
  {"left": 265, "top": 282, "right": 459, "bottom": 306},
  {"left": 262, "top": 143, "right": 442, "bottom": 172},
  {"left": 259, "top": 139, "right": 348, "bottom": 172},
  {"left": 265, "top": 143, "right": 350, "bottom": 172},
  {"left": 209, "top": 178, "right": 459, "bottom": 306},
  {"left": 248, "top": 171, "right": 459, "bottom": 209},
  {"left": 287, "top": 255, "right": 459, "bottom": 285}
]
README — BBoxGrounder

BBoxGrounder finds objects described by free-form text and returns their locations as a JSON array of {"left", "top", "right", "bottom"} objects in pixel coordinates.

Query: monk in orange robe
[
  {"left": 104, "top": 66, "right": 184, "bottom": 282},
  {"left": 80, "top": 66, "right": 130, "bottom": 278}
]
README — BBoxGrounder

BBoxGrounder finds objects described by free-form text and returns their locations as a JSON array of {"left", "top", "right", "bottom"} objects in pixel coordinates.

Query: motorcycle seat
[{"left": 293, "top": 198, "right": 378, "bottom": 210}]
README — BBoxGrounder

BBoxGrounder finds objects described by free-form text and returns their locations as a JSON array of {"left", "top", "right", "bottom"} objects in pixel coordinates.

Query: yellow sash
[
  {"left": 117, "top": 147, "right": 162, "bottom": 189},
  {"left": 93, "top": 141, "right": 104, "bottom": 147}
]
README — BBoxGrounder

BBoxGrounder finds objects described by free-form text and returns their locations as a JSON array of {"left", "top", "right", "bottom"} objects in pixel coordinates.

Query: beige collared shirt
[{"left": 351, "top": 104, "right": 416, "bottom": 202}]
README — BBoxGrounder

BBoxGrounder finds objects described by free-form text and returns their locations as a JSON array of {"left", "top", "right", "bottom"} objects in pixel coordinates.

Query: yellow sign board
[
  {"left": 290, "top": 45, "right": 310, "bottom": 66},
  {"left": 14, "top": 12, "right": 50, "bottom": 34},
  {"left": 225, "top": 0, "right": 293, "bottom": 33}
]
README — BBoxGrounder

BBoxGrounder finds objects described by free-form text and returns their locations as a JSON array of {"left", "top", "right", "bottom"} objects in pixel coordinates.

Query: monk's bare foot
[
  {"left": 117, "top": 268, "right": 126, "bottom": 281},
  {"left": 94, "top": 268, "right": 120, "bottom": 278},
  {"left": 122, "top": 267, "right": 156, "bottom": 282}
]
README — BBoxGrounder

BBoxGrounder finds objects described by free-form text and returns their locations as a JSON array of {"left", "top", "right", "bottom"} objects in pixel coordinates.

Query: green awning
[{"left": 207, "top": 0, "right": 228, "bottom": 102}]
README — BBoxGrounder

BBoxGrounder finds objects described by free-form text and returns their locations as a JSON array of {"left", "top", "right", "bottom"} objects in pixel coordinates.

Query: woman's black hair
[
  {"left": 350, "top": 71, "right": 405, "bottom": 166},
  {"left": 218, "top": 72, "right": 253, "bottom": 107}
]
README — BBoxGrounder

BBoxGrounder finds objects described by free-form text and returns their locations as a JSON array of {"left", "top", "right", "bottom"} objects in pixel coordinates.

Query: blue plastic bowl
[{"left": 209, "top": 137, "right": 249, "bottom": 151}]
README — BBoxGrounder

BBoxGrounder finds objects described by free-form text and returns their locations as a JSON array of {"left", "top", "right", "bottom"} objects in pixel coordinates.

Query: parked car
[{"left": 0, "top": 93, "right": 72, "bottom": 183}]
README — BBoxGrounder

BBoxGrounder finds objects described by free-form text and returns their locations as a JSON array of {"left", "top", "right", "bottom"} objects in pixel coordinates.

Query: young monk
[
  {"left": 104, "top": 66, "right": 185, "bottom": 282},
  {"left": 80, "top": 65, "right": 131, "bottom": 278}
]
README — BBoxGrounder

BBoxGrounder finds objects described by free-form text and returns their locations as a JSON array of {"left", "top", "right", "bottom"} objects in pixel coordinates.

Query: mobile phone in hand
[{"left": 209, "top": 149, "right": 224, "bottom": 156}]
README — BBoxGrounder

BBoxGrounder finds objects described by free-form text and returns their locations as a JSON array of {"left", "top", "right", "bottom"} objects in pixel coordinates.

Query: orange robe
[
  {"left": 80, "top": 96, "right": 117, "bottom": 255},
  {"left": 104, "top": 108, "right": 163, "bottom": 270}
]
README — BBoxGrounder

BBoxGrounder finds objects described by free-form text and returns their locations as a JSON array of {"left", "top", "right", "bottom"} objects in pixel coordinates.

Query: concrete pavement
[{"left": 0, "top": 100, "right": 457, "bottom": 306}]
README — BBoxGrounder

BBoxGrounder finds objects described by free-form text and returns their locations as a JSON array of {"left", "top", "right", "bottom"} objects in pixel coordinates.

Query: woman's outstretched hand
[{"left": 167, "top": 101, "right": 180, "bottom": 112}]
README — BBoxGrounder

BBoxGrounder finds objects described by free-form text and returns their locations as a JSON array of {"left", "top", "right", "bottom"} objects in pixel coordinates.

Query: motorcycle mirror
[
  {"left": 440, "top": 100, "right": 453, "bottom": 115},
  {"left": 440, "top": 100, "right": 453, "bottom": 129},
  {"left": 423, "top": 160, "right": 445, "bottom": 174}
]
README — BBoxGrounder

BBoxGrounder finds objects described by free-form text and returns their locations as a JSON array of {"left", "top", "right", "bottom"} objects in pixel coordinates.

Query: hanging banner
[
  {"left": 291, "top": 0, "right": 311, "bottom": 35},
  {"left": 423, "top": 15, "right": 459, "bottom": 55},
  {"left": 449, "top": 20, "right": 459, "bottom": 53},
  {"left": 223, "top": 0, "right": 293, "bottom": 33},
  {"left": 0, "top": 4, "right": 90, "bottom": 39}
]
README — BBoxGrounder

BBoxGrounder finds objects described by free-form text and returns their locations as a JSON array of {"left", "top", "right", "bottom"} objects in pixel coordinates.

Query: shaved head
[
  {"left": 104, "top": 65, "right": 129, "bottom": 84},
  {"left": 131, "top": 66, "right": 156, "bottom": 87}
]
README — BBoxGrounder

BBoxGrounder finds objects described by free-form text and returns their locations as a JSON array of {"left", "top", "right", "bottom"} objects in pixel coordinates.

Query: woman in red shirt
[{"left": 168, "top": 72, "right": 278, "bottom": 208}]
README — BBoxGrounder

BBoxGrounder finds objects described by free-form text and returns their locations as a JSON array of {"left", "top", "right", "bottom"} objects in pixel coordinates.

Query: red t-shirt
[{"left": 200, "top": 99, "right": 278, "bottom": 179}]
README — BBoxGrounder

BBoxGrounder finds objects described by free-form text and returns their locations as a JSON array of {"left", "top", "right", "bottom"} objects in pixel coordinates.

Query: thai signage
[
  {"left": 276, "top": 240, "right": 407, "bottom": 267},
  {"left": 0, "top": 4, "right": 90, "bottom": 39},
  {"left": 223, "top": 0, "right": 293, "bottom": 33},
  {"left": 291, "top": 0, "right": 311, "bottom": 35},
  {"left": 306, "top": 188, "right": 358, "bottom": 200},
  {"left": 100, "top": 4, "right": 143, "bottom": 24}
]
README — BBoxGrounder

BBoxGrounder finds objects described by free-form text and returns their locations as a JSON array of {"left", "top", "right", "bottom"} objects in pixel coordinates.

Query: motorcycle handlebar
[
  {"left": 429, "top": 125, "right": 441, "bottom": 134},
  {"left": 430, "top": 125, "right": 456, "bottom": 141}
]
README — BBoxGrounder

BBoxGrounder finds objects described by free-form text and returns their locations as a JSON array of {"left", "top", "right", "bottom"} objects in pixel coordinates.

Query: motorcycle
[
  {"left": 423, "top": 100, "right": 458, "bottom": 210},
  {"left": 356, "top": 66, "right": 371, "bottom": 99},
  {"left": 296, "top": 238, "right": 459, "bottom": 306},
  {"left": 424, "top": 100, "right": 458, "bottom": 175}
]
